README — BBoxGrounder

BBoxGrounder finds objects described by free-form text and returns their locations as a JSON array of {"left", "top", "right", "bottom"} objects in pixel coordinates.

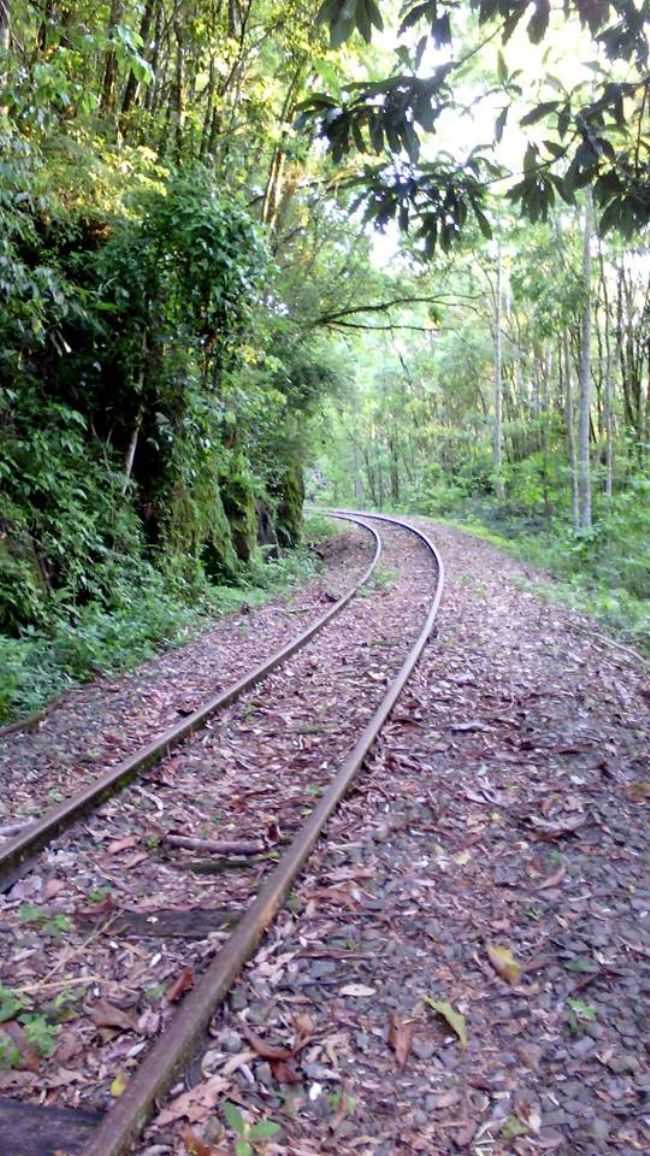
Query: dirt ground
[
  {"left": 2, "top": 518, "right": 649, "bottom": 1155},
  {"left": 143, "top": 519, "right": 650, "bottom": 1156}
]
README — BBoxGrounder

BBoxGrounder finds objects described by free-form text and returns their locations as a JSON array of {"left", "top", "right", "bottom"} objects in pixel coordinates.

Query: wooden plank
[
  {"left": 0, "top": 1097, "right": 102, "bottom": 1155},
  {"left": 115, "top": 907, "right": 241, "bottom": 938}
]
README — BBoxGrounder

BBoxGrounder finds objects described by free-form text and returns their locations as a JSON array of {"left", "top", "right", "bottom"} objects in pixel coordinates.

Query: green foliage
[
  {"left": 222, "top": 1101, "right": 282, "bottom": 1154},
  {"left": 309, "top": 0, "right": 650, "bottom": 251},
  {"left": 0, "top": 541, "right": 320, "bottom": 723},
  {"left": 0, "top": 985, "right": 60, "bottom": 1068}
]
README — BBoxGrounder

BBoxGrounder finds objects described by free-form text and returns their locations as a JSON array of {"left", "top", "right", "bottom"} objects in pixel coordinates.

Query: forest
[{"left": 0, "top": 0, "right": 649, "bottom": 720}]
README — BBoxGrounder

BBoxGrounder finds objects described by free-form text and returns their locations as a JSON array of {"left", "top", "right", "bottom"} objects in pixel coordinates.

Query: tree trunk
[
  {"left": 0, "top": 0, "right": 9, "bottom": 52},
  {"left": 493, "top": 242, "right": 505, "bottom": 500},
  {"left": 172, "top": 20, "right": 184, "bottom": 161},
  {"left": 577, "top": 190, "right": 593, "bottom": 531},
  {"left": 120, "top": 0, "right": 156, "bottom": 125},
  {"left": 563, "top": 332, "right": 579, "bottom": 530},
  {"left": 101, "top": 0, "right": 123, "bottom": 118},
  {"left": 598, "top": 247, "right": 614, "bottom": 498}
]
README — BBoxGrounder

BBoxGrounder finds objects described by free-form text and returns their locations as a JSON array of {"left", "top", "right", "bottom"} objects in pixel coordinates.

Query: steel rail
[
  {"left": 83, "top": 511, "right": 444, "bottom": 1156},
  {"left": 0, "top": 515, "right": 381, "bottom": 893}
]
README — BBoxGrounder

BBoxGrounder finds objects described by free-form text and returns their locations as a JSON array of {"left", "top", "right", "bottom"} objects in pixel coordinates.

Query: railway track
[{"left": 0, "top": 511, "right": 443, "bottom": 1156}]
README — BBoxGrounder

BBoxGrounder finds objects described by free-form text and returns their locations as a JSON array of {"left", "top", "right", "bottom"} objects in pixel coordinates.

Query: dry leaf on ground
[
  {"left": 388, "top": 1012, "right": 415, "bottom": 1069},
  {"left": 487, "top": 943, "right": 522, "bottom": 985},
  {"left": 156, "top": 1075, "right": 230, "bottom": 1127},
  {"left": 424, "top": 998, "right": 468, "bottom": 1048}
]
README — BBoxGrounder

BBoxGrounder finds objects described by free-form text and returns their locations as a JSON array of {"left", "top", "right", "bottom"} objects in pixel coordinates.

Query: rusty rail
[
  {"left": 83, "top": 510, "right": 444, "bottom": 1156},
  {"left": 0, "top": 515, "right": 381, "bottom": 892}
]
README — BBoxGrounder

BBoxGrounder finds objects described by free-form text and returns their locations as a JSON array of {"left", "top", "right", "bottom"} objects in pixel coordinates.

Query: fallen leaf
[
  {"left": 487, "top": 943, "right": 522, "bottom": 986},
  {"left": 241, "top": 1023, "right": 292, "bottom": 1061},
  {"left": 450, "top": 720, "right": 491, "bottom": 732},
  {"left": 271, "top": 1058, "right": 302, "bottom": 1084},
  {"left": 517, "top": 1100, "right": 542, "bottom": 1134},
  {"left": 167, "top": 967, "right": 194, "bottom": 1003},
  {"left": 501, "top": 1115, "right": 528, "bottom": 1139},
  {"left": 77, "top": 894, "right": 115, "bottom": 919},
  {"left": 426, "top": 1088, "right": 460, "bottom": 1109},
  {"left": 424, "top": 998, "right": 467, "bottom": 1048},
  {"left": 122, "top": 852, "right": 148, "bottom": 870},
  {"left": 627, "top": 780, "right": 650, "bottom": 802},
  {"left": 157, "top": 1075, "right": 229, "bottom": 1127},
  {"left": 107, "top": 835, "right": 138, "bottom": 855},
  {"left": 340, "top": 983, "right": 376, "bottom": 997},
  {"left": 43, "top": 878, "right": 65, "bottom": 900},
  {"left": 388, "top": 1013, "right": 415, "bottom": 1069},
  {"left": 110, "top": 1071, "right": 128, "bottom": 1097},
  {"left": 293, "top": 1012, "right": 315, "bottom": 1051},
  {"left": 526, "top": 814, "right": 586, "bottom": 839},
  {"left": 182, "top": 1127, "right": 227, "bottom": 1156},
  {"left": 87, "top": 999, "right": 137, "bottom": 1033},
  {"left": 538, "top": 864, "right": 566, "bottom": 889},
  {"left": 137, "top": 1008, "right": 161, "bottom": 1037}
]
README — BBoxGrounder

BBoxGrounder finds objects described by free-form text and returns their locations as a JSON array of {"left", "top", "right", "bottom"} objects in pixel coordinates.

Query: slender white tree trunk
[
  {"left": 598, "top": 247, "right": 614, "bottom": 498},
  {"left": 493, "top": 242, "right": 505, "bottom": 500},
  {"left": 0, "top": 1, "right": 9, "bottom": 52},
  {"left": 563, "top": 333, "right": 579, "bottom": 530},
  {"left": 577, "top": 191, "right": 593, "bottom": 530}
]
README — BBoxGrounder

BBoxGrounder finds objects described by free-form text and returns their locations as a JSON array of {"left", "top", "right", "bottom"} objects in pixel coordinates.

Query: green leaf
[
  {"left": 502, "top": 1114, "right": 529, "bottom": 1139},
  {"left": 473, "top": 203, "right": 493, "bottom": 239},
  {"left": 523, "top": 142, "right": 538, "bottom": 174},
  {"left": 424, "top": 997, "right": 468, "bottom": 1048},
  {"left": 497, "top": 50, "right": 508, "bottom": 84},
  {"left": 565, "top": 957, "right": 597, "bottom": 973},
  {"left": 250, "top": 1120, "right": 282, "bottom": 1139},
  {"left": 495, "top": 106, "right": 508, "bottom": 143},
  {"left": 234, "top": 1142, "right": 252, "bottom": 1156},
  {"left": 520, "top": 100, "right": 559, "bottom": 127},
  {"left": 223, "top": 1101, "right": 246, "bottom": 1136}
]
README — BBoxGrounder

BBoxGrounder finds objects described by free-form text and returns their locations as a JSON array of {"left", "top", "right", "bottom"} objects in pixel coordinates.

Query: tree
[{"left": 304, "top": 0, "right": 650, "bottom": 253}]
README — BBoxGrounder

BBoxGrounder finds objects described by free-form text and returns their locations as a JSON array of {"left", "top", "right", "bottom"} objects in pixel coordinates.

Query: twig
[
  {"left": 33, "top": 914, "right": 119, "bottom": 989},
  {"left": 15, "top": 975, "right": 103, "bottom": 996},
  {"left": 570, "top": 623, "right": 648, "bottom": 667},
  {"left": 163, "top": 834, "right": 265, "bottom": 856}
]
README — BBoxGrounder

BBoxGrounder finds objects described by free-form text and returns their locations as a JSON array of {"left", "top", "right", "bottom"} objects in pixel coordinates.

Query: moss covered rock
[
  {"left": 221, "top": 454, "right": 258, "bottom": 562},
  {"left": 0, "top": 532, "right": 49, "bottom": 634},
  {"left": 274, "top": 463, "right": 304, "bottom": 547}
]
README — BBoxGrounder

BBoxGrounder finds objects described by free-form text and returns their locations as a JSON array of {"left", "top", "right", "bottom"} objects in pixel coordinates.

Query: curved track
[
  {"left": 0, "top": 514, "right": 381, "bottom": 892},
  {"left": 0, "top": 511, "right": 444, "bottom": 1156}
]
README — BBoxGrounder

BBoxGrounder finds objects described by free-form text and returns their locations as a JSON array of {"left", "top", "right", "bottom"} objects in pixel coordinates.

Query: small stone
[
  {"left": 337, "top": 1121, "right": 358, "bottom": 1139},
  {"left": 310, "top": 960, "right": 337, "bottom": 980},
  {"left": 410, "top": 1109, "right": 428, "bottom": 1127},
  {"left": 230, "top": 988, "right": 247, "bottom": 1011},
  {"left": 221, "top": 1031, "right": 243, "bottom": 1054},
  {"left": 412, "top": 1036, "right": 437, "bottom": 1061},
  {"left": 544, "top": 1110, "right": 568, "bottom": 1128},
  {"left": 572, "top": 1035, "right": 596, "bottom": 1057},
  {"left": 256, "top": 1062, "right": 274, "bottom": 1088},
  {"left": 609, "top": 1053, "right": 640, "bottom": 1074},
  {"left": 591, "top": 1118, "right": 610, "bottom": 1142}
]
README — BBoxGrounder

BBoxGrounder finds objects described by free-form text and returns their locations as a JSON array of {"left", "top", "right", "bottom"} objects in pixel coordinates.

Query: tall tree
[{"left": 577, "top": 191, "right": 594, "bottom": 530}]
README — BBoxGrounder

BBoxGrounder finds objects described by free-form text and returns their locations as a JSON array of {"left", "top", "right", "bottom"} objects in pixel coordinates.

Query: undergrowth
[
  {"left": 433, "top": 503, "right": 650, "bottom": 655},
  {"left": 0, "top": 530, "right": 326, "bottom": 724}
]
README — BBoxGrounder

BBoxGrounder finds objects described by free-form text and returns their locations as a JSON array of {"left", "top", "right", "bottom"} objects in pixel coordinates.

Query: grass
[
  {"left": 432, "top": 512, "right": 650, "bottom": 656},
  {"left": 0, "top": 522, "right": 334, "bottom": 725},
  {"left": 311, "top": 491, "right": 649, "bottom": 656}
]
